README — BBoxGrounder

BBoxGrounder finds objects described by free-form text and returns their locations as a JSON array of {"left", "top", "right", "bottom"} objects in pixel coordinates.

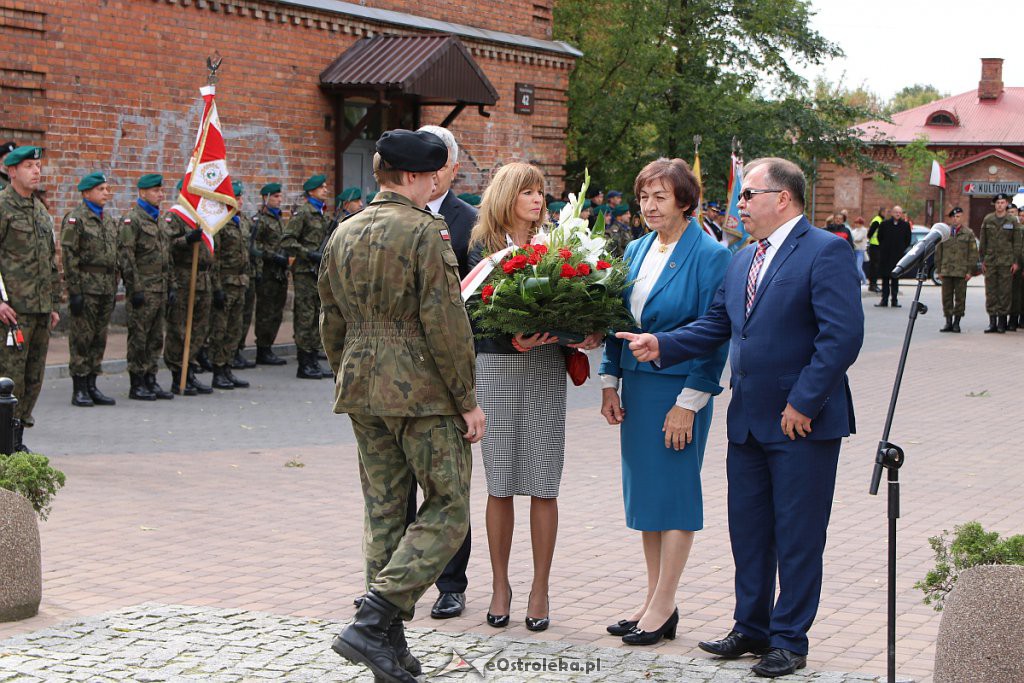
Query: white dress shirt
[
  {"left": 426, "top": 190, "right": 449, "bottom": 214},
  {"left": 754, "top": 214, "right": 802, "bottom": 288}
]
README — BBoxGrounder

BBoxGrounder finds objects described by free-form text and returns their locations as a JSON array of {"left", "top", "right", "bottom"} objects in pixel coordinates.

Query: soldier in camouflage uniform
[
  {"left": 0, "top": 142, "right": 15, "bottom": 191},
  {"left": 323, "top": 130, "right": 485, "bottom": 683},
  {"left": 605, "top": 203, "right": 633, "bottom": 258},
  {"left": 232, "top": 184, "right": 258, "bottom": 370},
  {"left": 61, "top": 172, "right": 119, "bottom": 407},
  {"left": 0, "top": 146, "right": 60, "bottom": 452},
  {"left": 118, "top": 173, "right": 174, "bottom": 400},
  {"left": 979, "top": 193, "right": 1022, "bottom": 333},
  {"left": 935, "top": 207, "right": 978, "bottom": 334},
  {"left": 207, "top": 180, "right": 251, "bottom": 391},
  {"left": 337, "top": 186, "right": 363, "bottom": 217},
  {"left": 1009, "top": 204, "right": 1024, "bottom": 331},
  {"left": 163, "top": 187, "right": 214, "bottom": 395},
  {"left": 282, "top": 173, "right": 330, "bottom": 379},
  {"left": 250, "top": 182, "right": 289, "bottom": 366}
]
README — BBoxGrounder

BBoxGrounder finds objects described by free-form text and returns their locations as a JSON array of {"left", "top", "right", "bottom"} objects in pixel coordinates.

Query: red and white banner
[
  {"left": 460, "top": 246, "right": 515, "bottom": 301},
  {"left": 169, "top": 85, "right": 238, "bottom": 253},
  {"left": 929, "top": 160, "right": 946, "bottom": 189}
]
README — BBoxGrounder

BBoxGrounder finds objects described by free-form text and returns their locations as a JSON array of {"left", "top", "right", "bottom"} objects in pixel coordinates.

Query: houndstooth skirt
[{"left": 476, "top": 344, "right": 568, "bottom": 498}]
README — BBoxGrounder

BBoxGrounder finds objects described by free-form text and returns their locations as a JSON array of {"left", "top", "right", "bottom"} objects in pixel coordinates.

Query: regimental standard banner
[{"left": 961, "top": 181, "right": 1024, "bottom": 196}]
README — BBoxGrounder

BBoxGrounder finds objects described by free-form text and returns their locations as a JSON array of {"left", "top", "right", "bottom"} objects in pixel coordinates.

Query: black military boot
[
  {"left": 256, "top": 346, "right": 286, "bottom": 365},
  {"left": 997, "top": 315, "right": 1008, "bottom": 333},
  {"left": 87, "top": 373, "right": 117, "bottom": 406},
  {"left": 940, "top": 316, "right": 953, "bottom": 333},
  {"left": 331, "top": 591, "right": 416, "bottom": 683},
  {"left": 211, "top": 366, "right": 235, "bottom": 390},
  {"left": 145, "top": 373, "right": 174, "bottom": 400},
  {"left": 952, "top": 316, "right": 962, "bottom": 333},
  {"left": 1008, "top": 314, "right": 1019, "bottom": 332},
  {"left": 129, "top": 372, "right": 157, "bottom": 401},
  {"left": 984, "top": 315, "right": 999, "bottom": 333},
  {"left": 188, "top": 365, "right": 213, "bottom": 394},
  {"left": 71, "top": 375, "right": 94, "bottom": 407},
  {"left": 387, "top": 620, "right": 422, "bottom": 676},
  {"left": 223, "top": 366, "right": 249, "bottom": 388},
  {"left": 196, "top": 347, "right": 214, "bottom": 373},
  {"left": 170, "top": 368, "right": 197, "bottom": 396},
  {"left": 231, "top": 348, "right": 256, "bottom": 369},
  {"left": 296, "top": 351, "right": 323, "bottom": 380},
  {"left": 12, "top": 419, "right": 27, "bottom": 453}
]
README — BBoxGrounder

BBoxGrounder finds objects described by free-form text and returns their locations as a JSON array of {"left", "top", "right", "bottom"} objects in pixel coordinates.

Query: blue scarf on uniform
[
  {"left": 307, "top": 196, "right": 325, "bottom": 214},
  {"left": 85, "top": 199, "right": 104, "bottom": 218},
  {"left": 137, "top": 198, "right": 160, "bottom": 221},
  {"left": 267, "top": 207, "right": 281, "bottom": 219},
  {"left": 231, "top": 215, "right": 240, "bottom": 225}
]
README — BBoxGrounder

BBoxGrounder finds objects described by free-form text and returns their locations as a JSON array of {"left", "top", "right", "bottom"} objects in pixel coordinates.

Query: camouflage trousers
[
  {"left": 941, "top": 277, "right": 968, "bottom": 318},
  {"left": 208, "top": 284, "right": 246, "bottom": 367},
  {"left": 348, "top": 412, "right": 471, "bottom": 621},
  {"left": 985, "top": 266, "right": 1013, "bottom": 315},
  {"left": 292, "top": 272, "right": 320, "bottom": 353},
  {"left": 126, "top": 292, "right": 166, "bottom": 375},
  {"left": 238, "top": 278, "right": 255, "bottom": 350},
  {"left": 164, "top": 275, "right": 211, "bottom": 372},
  {"left": 1011, "top": 272, "right": 1023, "bottom": 316},
  {"left": 254, "top": 275, "right": 287, "bottom": 347},
  {"left": 69, "top": 293, "right": 115, "bottom": 377},
  {"left": 0, "top": 312, "right": 50, "bottom": 427}
]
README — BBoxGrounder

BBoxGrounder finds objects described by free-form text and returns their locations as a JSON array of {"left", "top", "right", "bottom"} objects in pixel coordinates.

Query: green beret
[
  {"left": 581, "top": 199, "right": 592, "bottom": 210},
  {"left": 3, "top": 146, "right": 42, "bottom": 167},
  {"left": 338, "top": 186, "right": 361, "bottom": 203},
  {"left": 612, "top": 204, "right": 630, "bottom": 217},
  {"left": 176, "top": 179, "right": 184, "bottom": 191},
  {"left": 366, "top": 191, "right": 377, "bottom": 203},
  {"left": 232, "top": 180, "right": 243, "bottom": 197},
  {"left": 137, "top": 173, "right": 163, "bottom": 189},
  {"left": 77, "top": 172, "right": 108, "bottom": 192},
  {"left": 466, "top": 194, "right": 481, "bottom": 207},
  {"left": 596, "top": 204, "right": 612, "bottom": 215},
  {"left": 303, "top": 174, "right": 327, "bottom": 192},
  {"left": 547, "top": 201, "right": 566, "bottom": 212},
  {"left": 260, "top": 182, "right": 281, "bottom": 196}
]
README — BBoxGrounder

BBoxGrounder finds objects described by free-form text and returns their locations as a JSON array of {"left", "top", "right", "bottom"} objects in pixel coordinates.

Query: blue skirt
[{"left": 620, "top": 368, "right": 714, "bottom": 531}]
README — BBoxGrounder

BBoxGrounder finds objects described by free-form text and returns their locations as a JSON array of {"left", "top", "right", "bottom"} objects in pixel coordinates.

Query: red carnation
[
  {"left": 522, "top": 244, "right": 535, "bottom": 253},
  {"left": 481, "top": 284, "right": 495, "bottom": 303},
  {"left": 558, "top": 247, "right": 573, "bottom": 260},
  {"left": 577, "top": 262, "right": 591, "bottom": 276},
  {"left": 561, "top": 263, "right": 577, "bottom": 278},
  {"left": 502, "top": 260, "right": 517, "bottom": 274},
  {"left": 596, "top": 260, "right": 611, "bottom": 270},
  {"left": 511, "top": 254, "right": 528, "bottom": 269},
  {"left": 528, "top": 253, "right": 540, "bottom": 265},
  {"left": 534, "top": 244, "right": 548, "bottom": 255}
]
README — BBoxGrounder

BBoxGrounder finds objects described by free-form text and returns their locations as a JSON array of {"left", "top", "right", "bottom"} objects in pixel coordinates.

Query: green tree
[
  {"left": 887, "top": 83, "right": 946, "bottom": 115},
  {"left": 873, "top": 135, "right": 946, "bottom": 220},
  {"left": 814, "top": 76, "right": 886, "bottom": 122},
  {"left": 553, "top": 0, "right": 887, "bottom": 199}
]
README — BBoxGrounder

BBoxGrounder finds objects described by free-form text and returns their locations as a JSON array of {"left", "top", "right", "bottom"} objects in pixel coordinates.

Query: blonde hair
[{"left": 471, "top": 162, "right": 546, "bottom": 253}]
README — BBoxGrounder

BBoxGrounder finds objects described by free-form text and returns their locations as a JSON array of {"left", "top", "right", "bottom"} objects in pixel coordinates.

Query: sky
[{"left": 798, "top": 0, "right": 1024, "bottom": 100}]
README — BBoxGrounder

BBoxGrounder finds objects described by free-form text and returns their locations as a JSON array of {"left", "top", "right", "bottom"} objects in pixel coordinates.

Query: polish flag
[
  {"left": 169, "top": 85, "right": 238, "bottom": 253},
  {"left": 929, "top": 160, "right": 947, "bottom": 189}
]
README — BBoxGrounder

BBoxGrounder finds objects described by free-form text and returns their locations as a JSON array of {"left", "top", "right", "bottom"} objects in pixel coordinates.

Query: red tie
[{"left": 745, "top": 239, "right": 770, "bottom": 316}]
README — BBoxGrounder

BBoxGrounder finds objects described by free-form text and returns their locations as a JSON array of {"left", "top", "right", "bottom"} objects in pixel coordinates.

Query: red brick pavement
[{"left": 4, "top": 291, "right": 1024, "bottom": 683}]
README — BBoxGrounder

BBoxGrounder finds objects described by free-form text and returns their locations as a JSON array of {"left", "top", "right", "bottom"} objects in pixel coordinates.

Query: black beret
[
  {"left": 586, "top": 187, "right": 604, "bottom": 198},
  {"left": 376, "top": 130, "right": 448, "bottom": 172},
  {"left": 947, "top": 207, "right": 963, "bottom": 217},
  {"left": 994, "top": 192, "right": 1012, "bottom": 202}
]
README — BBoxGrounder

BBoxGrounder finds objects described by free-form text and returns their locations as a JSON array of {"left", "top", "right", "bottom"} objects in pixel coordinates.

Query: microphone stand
[{"left": 869, "top": 258, "right": 932, "bottom": 683}]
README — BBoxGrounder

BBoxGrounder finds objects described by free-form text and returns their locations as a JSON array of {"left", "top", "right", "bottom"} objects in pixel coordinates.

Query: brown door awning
[{"left": 320, "top": 34, "right": 499, "bottom": 106}]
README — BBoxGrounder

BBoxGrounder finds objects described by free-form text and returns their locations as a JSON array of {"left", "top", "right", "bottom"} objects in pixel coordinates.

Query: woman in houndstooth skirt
[{"left": 469, "top": 163, "right": 603, "bottom": 632}]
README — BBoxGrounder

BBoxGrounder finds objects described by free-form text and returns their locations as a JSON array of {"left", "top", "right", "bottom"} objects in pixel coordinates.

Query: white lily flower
[{"left": 577, "top": 233, "right": 607, "bottom": 265}]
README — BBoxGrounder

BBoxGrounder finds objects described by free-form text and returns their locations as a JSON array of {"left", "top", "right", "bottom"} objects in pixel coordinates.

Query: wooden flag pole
[{"left": 179, "top": 241, "right": 201, "bottom": 393}]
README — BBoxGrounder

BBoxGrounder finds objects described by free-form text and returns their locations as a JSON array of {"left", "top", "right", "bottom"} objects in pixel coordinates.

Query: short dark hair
[
  {"left": 633, "top": 158, "right": 700, "bottom": 218},
  {"left": 745, "top": 157, "right": 805, "bottom": 208}
]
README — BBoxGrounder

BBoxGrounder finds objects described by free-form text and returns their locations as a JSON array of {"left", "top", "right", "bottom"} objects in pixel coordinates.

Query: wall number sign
[{"left": 515, "top": 83, "right": 534, "bottom": 115}]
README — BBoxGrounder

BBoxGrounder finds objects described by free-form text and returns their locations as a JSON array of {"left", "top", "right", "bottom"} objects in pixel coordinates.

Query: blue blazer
[
  {"left": 655, "top": 217, "right": 864, "bottom": 444},
  {"left": 601, "top": 220, "right": 730, "bottom": 396}
]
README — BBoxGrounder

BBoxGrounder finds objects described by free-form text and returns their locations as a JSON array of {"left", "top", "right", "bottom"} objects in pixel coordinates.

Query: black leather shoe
[
  {"left": 891, "top": 300, "right": 902, "bottom": 308},
  {"left": 196, "top": 347, "right": 213, "bottom": 373},
  {"left": 874, "top": 301, "right": 888, "bottom": 307},
  {"left": 169, "top": 370, "right": 197, "bottom": 396},
  {"left": 224, "top": 367, "right": 249, "bottom": 388},
  {"left": 87, "top": 374, "right": 116, "bottom": 405},
  {"left": 698, "top": 630, "right": 770, "bottom": 658},
  {"left": 232, "top": 348, "right": 256, "bottom": 369},
  {"left": 486, "top": 586, "right": 512, "bottom": 628},
  {"left": 331, "top": 591, "right": 416, "bottom": 683},
  {"left": 751, "top": 647, "right": 807, "bottom": 678},
  {"left": 71, "top": 375, "right": 94, "bottom": 407},
  {"left": 430, "top": 592, "right": 465, "bottom": 619},
  {"left": 524, "top": 592, "right": 549, "bottom": 632},
  {"left": 606, "top": 619, "right": 639, "bottom": 636},
  {"left": 188, "top": 366, "right": 213, "bottom": 394},
  {"left": 145, "top": 373, "right": 174, "bottom": 400},
  {"left": 256, "top": 346, "right": 287, "bottom": 365},
  {"left": 985, "top": 315, "right": 999, "bottom": 333},
  {"left": 212, "top": 366, "right": 235, "bottom": 390},
  {"left": 129, "top": 372, "right": 157, "bottom": 401},
  {"left": 621, "top": 608, "right": 677, "bottom": 645},
  {"left": 952, "top": 316, "right": 962, "bottom": 333},
  {"left": 387, "top": 619, "right": 421, "bottom": 676}
]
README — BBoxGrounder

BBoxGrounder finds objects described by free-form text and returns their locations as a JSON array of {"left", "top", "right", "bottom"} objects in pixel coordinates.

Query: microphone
[{"left": 890, "top": 223, "right": 951, "bottom": 278}]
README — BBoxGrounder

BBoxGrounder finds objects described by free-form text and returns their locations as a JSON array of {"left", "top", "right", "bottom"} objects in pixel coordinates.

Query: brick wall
[
  {"left": 4, "top": 0, "right": 571, "bottom": 221},
  {"left": 367, "top": 0, "right": 554, "bottom": 39}
]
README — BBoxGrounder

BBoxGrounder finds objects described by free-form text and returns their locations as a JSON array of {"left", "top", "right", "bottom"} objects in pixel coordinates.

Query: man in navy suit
[{"left": 618, "top": 157, "right": 863, "bottom": 677}]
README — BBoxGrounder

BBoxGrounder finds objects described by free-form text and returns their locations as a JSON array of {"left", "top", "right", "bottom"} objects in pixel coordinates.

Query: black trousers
[
  {"left": 406, "top": 481, "right": 471, "bottom": 593},
  {"left": 881, "top": 277, "right": 899, "bottom": 303},
  {"left": 867, "top": 245, "right": 881, "bottom": 286}
]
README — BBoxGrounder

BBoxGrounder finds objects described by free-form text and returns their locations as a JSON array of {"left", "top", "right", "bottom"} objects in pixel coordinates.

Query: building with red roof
[{"left": 814, "top": 58, "right": 1024, "bottom": 233}]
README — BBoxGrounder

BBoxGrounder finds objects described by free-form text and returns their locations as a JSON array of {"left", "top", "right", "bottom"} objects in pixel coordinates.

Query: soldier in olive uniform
[
  {"left": 323, "top": 130, "right": 486, "bottom": 683},
  {"left": 979, "top": 193, "right": 1022, "bottom": 333},
  {"left": 207, "top": 180, "right": 251, "bottom": 390},
  {"left": 0, "top": 142, "right": 15, "bottom": 191},
  {"left": 250, "top": 182, "right": 289, "bottom": 365},
  {"left": 231, "top": 181, "right": 258, "bottom": 370},
  {"left": 282, "top": 173, "right": 330, "bottom": 379},
  {"left": 118, "top": 173, "right": 174, "bottom": 400},
  {"left": 163, "top": 182, "right": 214, "bottom": 395},
  {"left": 606, "top": 203, "right": 632, "bottom": 258},
  {"left": 61, "top": 172, "right": 119, "bottom": 407},
  {"left": 1009, "top": 204, "right": 1024, "bottom": 331},
  {"left": 0, "top": 146, "right": 61, "bottom": 452},
  {"left": 337, "top": 186, "right": 363, "bottom": 217},
  {"left": 935, "top": 207, "right": 978, "bottom": 333}
]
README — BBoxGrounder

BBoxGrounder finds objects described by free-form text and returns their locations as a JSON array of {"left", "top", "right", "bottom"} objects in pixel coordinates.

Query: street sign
[
  {"left": 961, "top": 180, "right": 1022, "bottom": 195},
  {"left": 514, "top": 83, "right": 534, "bottom": 115}
]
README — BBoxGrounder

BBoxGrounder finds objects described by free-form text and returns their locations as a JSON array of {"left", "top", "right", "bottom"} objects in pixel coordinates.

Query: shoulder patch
[
  {"left": 68, "top": 217, "right": 77, "bottom": 223},
  {"left": 439, "top": 227, "right": 450, "bottom": 241},
  {"left": 124, "top": 218, "right": 132, "bottom": 224},
  {"left": 165, "top": 216, "right": 173, "bottom": 222}
]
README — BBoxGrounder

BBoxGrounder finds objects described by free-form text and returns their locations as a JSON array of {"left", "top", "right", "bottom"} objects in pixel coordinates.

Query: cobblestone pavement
[{"left": 0, "top": 604, "right": 907, "bottom": 682}]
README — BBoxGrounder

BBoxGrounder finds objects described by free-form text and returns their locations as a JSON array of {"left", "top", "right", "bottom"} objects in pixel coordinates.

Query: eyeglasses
[{"left": 740, "top": 188, "right": 783, "bottom": 201}]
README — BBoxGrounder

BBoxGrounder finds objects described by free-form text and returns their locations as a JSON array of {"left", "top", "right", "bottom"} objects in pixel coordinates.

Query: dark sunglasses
[{"left": 740, "top": 188, "right": 783, "bottom": 201}]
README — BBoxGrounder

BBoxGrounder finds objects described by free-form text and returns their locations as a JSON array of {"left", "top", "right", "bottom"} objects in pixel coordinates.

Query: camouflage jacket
[
  {"left": 251, "top": 208, "right": 287, "bottom": 281},
  {"left": 979, "top": 212, "right": 1022, "bottom": 267},
  {"left": 934, "top": 226, "right": 979, "bottom": 278},
  {"left": 318, "top": 191, "right": 478, "bottom": 417},
  {"left": 118, "top": 202, "right": 172, "bottom": 295},
  {"left": 164, "top": 211, "right": 213, "bottom": 291},
  {"left": 61, "top": 202, "right": 119, "bottom": 296},
  {"left": 240, "top": 213, "right": 260, "bottom": 282},
  {"left": 605, "top": 220, "right": 632, "bottom": 259},
  {"left": 282, "top": 200, "right": 329, "bottom": 275},
  {"left": 0, "top": 186, "right": 60, "bottom": 313},
  {"left": 212, "top": 216, "right": 250, "bottom": 290}
]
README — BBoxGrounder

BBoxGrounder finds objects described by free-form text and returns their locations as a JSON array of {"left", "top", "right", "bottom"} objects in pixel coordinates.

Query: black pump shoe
[
  {"left": 607, "top": 619, "right": 639, "bottom": 636},
  {"left": 486, "top": 586, "right": 512, "bottom": 628},
  {"left": 622, "top": 608, "right": 678, "bottom": 645},
  {"left": 524, "top": 592, "right": 549, "bottom": 632}
]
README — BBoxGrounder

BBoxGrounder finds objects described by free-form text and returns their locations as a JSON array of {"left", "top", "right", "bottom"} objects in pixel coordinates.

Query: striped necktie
[{"left": 745, "top": 239, "right": 770, "bottom": 317}]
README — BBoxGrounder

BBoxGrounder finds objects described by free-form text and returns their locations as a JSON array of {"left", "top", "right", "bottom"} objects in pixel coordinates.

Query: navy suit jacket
[
  {"left": 438, "top": 191, "right": 478, "bottom": 279},
  {"left": 655, "top": 217, "right": 864, "bottom": 444}
]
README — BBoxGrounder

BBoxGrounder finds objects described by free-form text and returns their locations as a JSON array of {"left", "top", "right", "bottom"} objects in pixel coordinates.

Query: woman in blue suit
[{"left": 600, "top": 158, "right": 730, "bottom": 645}]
